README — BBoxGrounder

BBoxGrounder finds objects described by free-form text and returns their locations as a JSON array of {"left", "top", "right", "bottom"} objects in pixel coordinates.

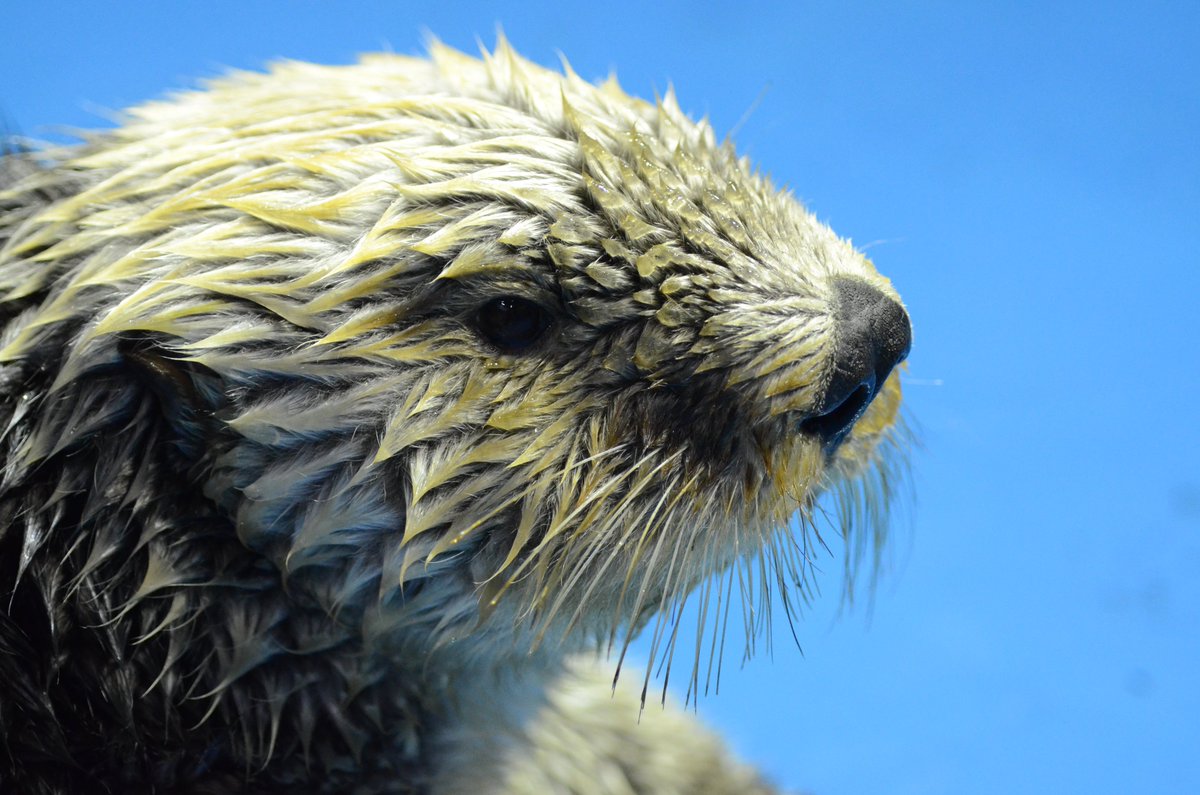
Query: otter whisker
[
  {"left": 685, "top": 523, "right": 728, "bottom": 705},
  {"left": 547, "top": 449, "right": 685, "bottom": 637},
  {"left": 485, "top": 436, "right": 631, "bottom": 582},
  {"left": 610, "top": 468, "right": 701, "bottom": 675},
  {"left": 705, "top": 558, "right": 738, "bottom": 698},
  {"left": 638, "top": 481, "right": 720, "bottom": 705},
  {"left": 602, "top": 468, "right": 681, "bottom": 655},
  {"left": 498, "top": 450, "right": 641, "bottom": 616}
]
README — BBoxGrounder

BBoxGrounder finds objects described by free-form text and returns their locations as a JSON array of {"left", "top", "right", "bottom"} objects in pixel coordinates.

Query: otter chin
[{"left": 0, "top": 38, "right": 910, "bottom": 794}]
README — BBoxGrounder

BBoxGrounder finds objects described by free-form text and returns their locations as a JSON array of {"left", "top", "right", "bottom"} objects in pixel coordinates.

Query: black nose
[{"left": 800, "top": 278, "right": 911, "bottom": 451}]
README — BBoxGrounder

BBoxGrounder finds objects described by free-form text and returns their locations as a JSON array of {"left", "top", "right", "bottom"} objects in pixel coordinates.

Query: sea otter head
[{"left": 0, "top": 39, "right": 909, "bottom": 669}]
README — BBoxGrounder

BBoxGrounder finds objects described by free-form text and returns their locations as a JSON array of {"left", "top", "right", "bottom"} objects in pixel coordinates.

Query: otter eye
[{"left": 475, "top": 296, "right": 551, "bottom": 353}]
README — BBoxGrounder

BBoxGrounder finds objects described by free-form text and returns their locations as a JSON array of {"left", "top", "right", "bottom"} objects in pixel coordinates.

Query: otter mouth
[{"left": 799, "top": 381, "right": 875, "bottom": 452}]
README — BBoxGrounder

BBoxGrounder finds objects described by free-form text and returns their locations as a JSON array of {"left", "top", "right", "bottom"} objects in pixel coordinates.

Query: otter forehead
[{"left": 4, "top": 39, "right": 888, "bottom": 306}]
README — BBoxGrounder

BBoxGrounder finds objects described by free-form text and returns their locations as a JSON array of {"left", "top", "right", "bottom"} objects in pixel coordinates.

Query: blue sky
[{"left": 4, "top": 2, "right": 1197, "bottom": 793}]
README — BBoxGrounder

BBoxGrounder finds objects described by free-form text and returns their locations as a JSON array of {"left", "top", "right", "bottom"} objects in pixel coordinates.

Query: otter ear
[{"left": 117, "top": 336, "right": 225, "bottom": 464}]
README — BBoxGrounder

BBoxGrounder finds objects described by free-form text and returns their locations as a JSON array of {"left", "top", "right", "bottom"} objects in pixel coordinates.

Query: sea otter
[{"left": 0, "top": 39, "right": 910, "bottom": 794}]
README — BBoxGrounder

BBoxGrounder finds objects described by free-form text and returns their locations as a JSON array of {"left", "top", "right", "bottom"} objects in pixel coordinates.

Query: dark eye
[{"left": 475, "top": 296, "right": 552, "bottom": 353}]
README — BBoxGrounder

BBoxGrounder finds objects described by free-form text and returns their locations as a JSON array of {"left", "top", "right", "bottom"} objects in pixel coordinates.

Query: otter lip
[{"left": 799, "top": 379, "right": 876, "bottom": 451}]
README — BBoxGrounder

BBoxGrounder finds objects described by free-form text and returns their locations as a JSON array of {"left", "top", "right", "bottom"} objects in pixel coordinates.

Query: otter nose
[{"left": 800, "top": 278, "right": 911, "bottom": 451}]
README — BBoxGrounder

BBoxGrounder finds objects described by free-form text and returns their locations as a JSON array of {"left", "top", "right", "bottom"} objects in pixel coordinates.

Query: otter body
[{"left": 0, "top": 41, "right": 909, "bottom": 794}]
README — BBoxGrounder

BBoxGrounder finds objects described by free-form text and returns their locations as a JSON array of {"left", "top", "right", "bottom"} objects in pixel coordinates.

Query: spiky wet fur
[{"left": 0, "top": 39, "right": 907, "bottom": 794}]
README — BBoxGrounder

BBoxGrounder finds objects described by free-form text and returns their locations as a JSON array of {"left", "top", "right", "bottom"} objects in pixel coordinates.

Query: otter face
[{"left": 0, "top": 41, "right": 909, "bottom": 671}]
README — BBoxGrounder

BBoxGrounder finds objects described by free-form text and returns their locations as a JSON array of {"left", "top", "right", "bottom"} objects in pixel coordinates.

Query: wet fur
[{"left": 0, "top": 40, "right": 907, "bottom": 793}]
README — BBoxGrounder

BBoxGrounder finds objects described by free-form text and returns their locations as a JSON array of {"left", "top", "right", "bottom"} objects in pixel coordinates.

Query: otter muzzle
[{"left": 800, "top": 278, "right": 911, "bottom": 451}]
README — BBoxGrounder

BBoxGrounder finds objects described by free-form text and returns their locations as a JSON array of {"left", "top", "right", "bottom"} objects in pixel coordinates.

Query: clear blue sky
[{"left": 4, "top": 2, "right": 1197, "bottom": 793}]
